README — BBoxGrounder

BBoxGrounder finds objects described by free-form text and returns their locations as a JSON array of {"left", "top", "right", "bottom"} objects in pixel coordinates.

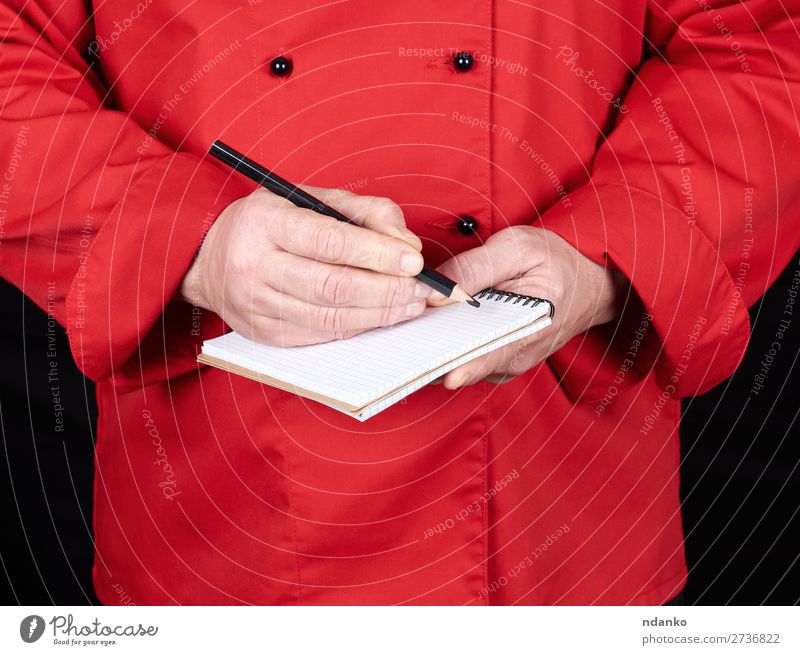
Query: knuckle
[
  {"left": 550, "top": 279, "right": 566, "bottom": 301},
  {"left": 372, "top": 196, "right": 404, "bottom": 224},
  {"left": 317, "top": 305, "right": 345, "bottom": 333},
  {"left": 379, "top": 305, "right": 400, "bottom": 326},
  {"left": 369, "top": 236, "right": 394, "bottom": 270},
  {"left": 333, "top": 189, "right": 358, "bottom": 205},
  {"left": 355, "top": 195, "right": 402, "bottom": 227},
  {"left": 496, "top": 225, "right": 536, "bottom": 261},
  {"left": 383, "top": 277, "right": 406, "bottom": 306},
  {"left": 251, "top": 187, "right": 272, "bottom": 200},
  {"left": 260, "top": 210, "right": 280, "bottom": 243},
  {"left": 249, "top": 188, "right": 273, "bottom": 207},
  {"left": 240, "top": 195, "right": 271, "bottom": 228},
  {"left": 319, "top": 269, "right": 349, "bottom": 305},
  {"left": 226, "top": 255, "right": 249, "bottom": 279},
  {"left": 313, "top": 225, "right": 346, "bottom": 262},
  {"left": 239, "top": 193, "right": 261, "bottom": 216}
]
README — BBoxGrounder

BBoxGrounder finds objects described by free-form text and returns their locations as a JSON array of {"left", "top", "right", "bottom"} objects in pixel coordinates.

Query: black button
[
  {"left": 270, "top": 56, "right": 293, "bottom": 77},
  {"left": 456, "top": 215, "right": 478, "bottom": 235},
  {"left": 453, "top": 51, "right": 474, "bottom": 72}
]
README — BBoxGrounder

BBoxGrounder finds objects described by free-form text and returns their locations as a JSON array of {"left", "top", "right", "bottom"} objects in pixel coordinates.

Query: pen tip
[{"left": 449, "top": 285, "right": 480, "bottom": 307}]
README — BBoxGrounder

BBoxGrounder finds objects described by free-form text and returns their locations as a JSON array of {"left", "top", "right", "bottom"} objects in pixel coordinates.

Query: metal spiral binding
[{"left": 474, "top": 288, "right": 555, "bottom": 318}]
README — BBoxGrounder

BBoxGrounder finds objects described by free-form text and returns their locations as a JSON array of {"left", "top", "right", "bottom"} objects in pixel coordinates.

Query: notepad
[{"left": 198, "top": 289, "right": 554, "bottom": 421}]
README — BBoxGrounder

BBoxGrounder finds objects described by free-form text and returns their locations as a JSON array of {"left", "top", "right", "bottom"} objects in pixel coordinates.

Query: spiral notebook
[{"left": 198, "top": 289, "right": 554, "bottom": 421}]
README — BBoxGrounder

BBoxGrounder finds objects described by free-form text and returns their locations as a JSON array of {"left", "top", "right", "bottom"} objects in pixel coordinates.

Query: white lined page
[{"left": 201, "top": 293, "right": 552, "bottom": 413}]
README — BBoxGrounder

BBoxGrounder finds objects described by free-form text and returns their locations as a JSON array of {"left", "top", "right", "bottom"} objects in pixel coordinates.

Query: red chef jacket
[{"left": 1, "top": 0, "right": 798, "bottom": 604}]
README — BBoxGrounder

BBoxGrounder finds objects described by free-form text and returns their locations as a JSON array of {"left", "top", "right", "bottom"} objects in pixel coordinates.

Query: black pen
[{"left": 209, "top": 140, "right": 479, "bottom": 307}]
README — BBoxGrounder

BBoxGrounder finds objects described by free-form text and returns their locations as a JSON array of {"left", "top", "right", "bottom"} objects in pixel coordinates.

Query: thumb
[
  {"left": 300, "top": 185, "right": 422, "bottom": 252},
  {"left": 427, "top": 229, "right": 531, "bottom": 306}
]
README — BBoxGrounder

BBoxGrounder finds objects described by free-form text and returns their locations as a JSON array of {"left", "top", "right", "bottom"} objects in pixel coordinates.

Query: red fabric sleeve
[
  {"left": 540, "top": 0, "right": 800, "bottom": 401},
  {"left": 0, "top": 1, "right": 252, "bottom": 383}
]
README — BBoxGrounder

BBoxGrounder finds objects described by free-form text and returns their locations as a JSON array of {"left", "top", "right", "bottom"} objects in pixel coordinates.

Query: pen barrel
[
  {"left": 416, "top": 267, "right": 455, "bottom": 297},
  {"left": 302, "top": 199, "right": 352, "bottom": 224},
  {"left": 210, "top": 141, "right": 353, "bottom": 223}
]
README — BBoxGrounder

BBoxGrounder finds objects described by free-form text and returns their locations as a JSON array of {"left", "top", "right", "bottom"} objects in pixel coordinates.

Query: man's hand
[
  {"left": 179, "top": 186, "right": 432, "bottom": 346},
  {"left": 429, "top": 226, "right": 627, "bottom": 388}
]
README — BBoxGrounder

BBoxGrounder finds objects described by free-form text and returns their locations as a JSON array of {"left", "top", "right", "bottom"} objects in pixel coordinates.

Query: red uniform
[{"left": 1, "top": 0, "right": 798, "bottom": 604}]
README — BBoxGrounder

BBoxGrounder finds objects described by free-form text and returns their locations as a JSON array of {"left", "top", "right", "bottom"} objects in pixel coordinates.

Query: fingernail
[
  {"left": 406, "top": 301, "right": 425, "bottom": 317},
  {"left": 414, "top": 282, "right": 432, "bottom": 298},
  {"left": 400, "top": 251, "right": 423, "bottom": 275}
]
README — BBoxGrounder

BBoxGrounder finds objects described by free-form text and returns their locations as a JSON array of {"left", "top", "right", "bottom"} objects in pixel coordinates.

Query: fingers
[
  {"left": 204, "top": 188, "right": 434, "bottom": 348},
  {"left": 266, "top": 206, "right": 424, "bottom": 276},
  {"left": 427, "top": 227, "right": 539, "bottom": 306},
  {"left": 264, "top": 251, "right": 432, "bottom": 307},
  {"left": 441, "top": 331, "right": 543, "bottom": 389},
  {"left": 442, "top": 349, "right": 510, "bottom": 389},
  {"left": 251, "top": 285, "right": 427, "bottom": 333},
  {"left": 227, "top": 311, "right": 368, "bottom": 347},
  {"left": 302, "top": 186, "right": 422, "bottom": 251}
]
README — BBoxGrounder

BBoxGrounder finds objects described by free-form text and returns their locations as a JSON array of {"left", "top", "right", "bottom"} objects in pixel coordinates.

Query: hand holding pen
[
  {"left": 210, "top": 141, "right": 477, "bottom": 306},
  {"left": 178, "top": 144, "right": 473, "bottom": 348}
]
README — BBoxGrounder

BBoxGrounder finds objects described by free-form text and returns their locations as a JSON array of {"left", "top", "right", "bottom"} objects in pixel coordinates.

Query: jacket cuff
[
  {"left": 539, "top": 183, "right": 749, "bottom": 402},
  {"left": 65, "top": 153, "right": 253, "bottom": 382}
]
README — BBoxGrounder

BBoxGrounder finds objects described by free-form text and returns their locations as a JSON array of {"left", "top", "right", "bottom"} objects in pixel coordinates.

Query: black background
[{"left": 1, "top": 253, "right": 798, "bottom": 605}]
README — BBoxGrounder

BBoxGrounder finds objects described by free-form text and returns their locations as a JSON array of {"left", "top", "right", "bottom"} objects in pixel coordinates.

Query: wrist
[
  {"left": 178, "top": 246, "right": 210, "bottom": 310},
  {"left": 591, "top": 267, "right": 627, "bottom": 327}
]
